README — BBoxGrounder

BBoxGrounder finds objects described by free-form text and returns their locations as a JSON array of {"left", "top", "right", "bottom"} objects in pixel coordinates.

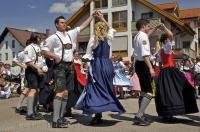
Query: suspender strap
[
  {"left": 30, "top": 45, "right": 38, "bottom": 64},
  {"left": 55, "top": 33, "right": 72, "bottom": 62},
  {"left": 55, "top": 34, "right": 64, "bottom": 62},
  {"left": 67, "top": 33, "right": 72, "bottom": 44}
]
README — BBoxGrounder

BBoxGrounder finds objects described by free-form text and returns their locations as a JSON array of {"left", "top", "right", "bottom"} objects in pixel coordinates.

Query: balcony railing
[
  {"left": 80, "top": 27, "right": 90, "bottom": 36},
  {"left": 132, "top": 18, "right": 161, "bottom": 31}
]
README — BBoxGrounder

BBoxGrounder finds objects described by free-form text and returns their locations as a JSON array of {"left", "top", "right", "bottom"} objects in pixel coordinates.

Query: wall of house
[
  {"left": 67, "top": 0, "right": 197, "bottom": 60},
  {"left": 132, "top": 1, "right": 197, "bottom": 58},
  {"left": 0, "top": 33, "right": 24, "bottom": 64},
  {"left": 89, "top": 0, "right": 132, "bottom": 60},
  {"left": 133, "top": 1, "right": 152, "bottom": 20}
]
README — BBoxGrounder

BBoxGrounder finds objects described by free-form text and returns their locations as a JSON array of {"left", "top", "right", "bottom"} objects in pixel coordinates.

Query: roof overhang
[
  {"left": 66, "top": 0, "right": 195, "bottom": 36},
  {"left": 66, "top": 1, "right": 90, "bottom": 26},
  {"left": 137, "top": 0, "right": 195, "bottom": 35},
  {"left": 0, "top": 27, "right": 9, "bottom": 43}
]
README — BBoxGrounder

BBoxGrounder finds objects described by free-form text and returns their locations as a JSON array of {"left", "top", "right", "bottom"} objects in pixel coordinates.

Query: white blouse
[
  {"left": 157, "top": 40, "right": 175, "bottom": 62},
  {"left": 82, "top": 27, "right": 116, "bottom": 60},
  {"left": 162, "top": 40, "right": 175, "bottom": 54}
]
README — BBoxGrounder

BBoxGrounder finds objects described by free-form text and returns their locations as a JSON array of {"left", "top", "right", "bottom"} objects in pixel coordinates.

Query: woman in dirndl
[
  {"left": 155, "top": 24, "right": 199, "bottom": 122},
  {"left": 75, "top": 11, "right": 125, "bottom": 125},
  {"left": 113, "top": 56, "right": 132, "bottom": 99}
]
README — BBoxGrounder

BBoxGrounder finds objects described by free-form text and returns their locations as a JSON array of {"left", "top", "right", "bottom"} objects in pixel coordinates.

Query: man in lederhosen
[
  {"left": 132, "top": 19, "right": 156, "bottom": 126},
  {"left": 24, "top": 33, "right": 47, "bottom": 120},
  {"left": 41, "top": 14, "right": 96, "bottom": 128}
]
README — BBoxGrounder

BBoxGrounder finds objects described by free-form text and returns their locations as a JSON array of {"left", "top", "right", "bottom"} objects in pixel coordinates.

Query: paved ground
[{"left": 0, "top": 97, "right": 199, "bottom": 132}]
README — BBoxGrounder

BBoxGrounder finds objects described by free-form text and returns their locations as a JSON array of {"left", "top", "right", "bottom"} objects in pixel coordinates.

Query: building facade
[
  {"left": 67, "top": 0, "right": 196, "bottom": 60},
  {"left": 0, "top": 32, "right": 24, "bottom": 64},
  {"left": 0, "top": 27, "right": 48, "bottom": 64}
]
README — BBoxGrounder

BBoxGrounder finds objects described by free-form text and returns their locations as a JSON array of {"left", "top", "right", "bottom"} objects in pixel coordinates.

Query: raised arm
[
  {"left": 80, "top": 13, "right": 95, "bottom": 31},
  {"left": 97, "top": 11, "right": 109, "bottom": 28},
  {"left": 160, "top": 24, "right": 173, "bottom": 41}
]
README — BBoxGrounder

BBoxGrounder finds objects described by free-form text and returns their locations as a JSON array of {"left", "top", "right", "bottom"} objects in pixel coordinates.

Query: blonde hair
[{"left": 94, "top": 21, "right": 108, "bottom": 41}]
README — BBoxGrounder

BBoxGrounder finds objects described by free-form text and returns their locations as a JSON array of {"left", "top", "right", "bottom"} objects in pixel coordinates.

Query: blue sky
[
  {"left": 0, "top": 0, "right": 84, "bottom": 34},
  {"left": 0, "top": 0, "right": 200, "bottom": 34}
]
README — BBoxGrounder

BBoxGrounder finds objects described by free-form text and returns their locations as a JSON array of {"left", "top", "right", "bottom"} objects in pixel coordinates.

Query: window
[
  {"left": 6, "top": 41, "right": 8, "bottom": 49},
  {"left": 12, "top": 40, "right": 15, "bottom": 48},
  {"left": 5, "top": 53, "right": 8, "bottom": 60},
  {"left": 132, "top": 11, "right": 135, "bottom": 21},
  {"left": 182, "top": 41, "right": 190, "bottom": 49},
  {"left": 12, "top": 52, "right": 15, "bottom": 58},
  {"left": 95, "top": 13, "right": 108, "bottom": 23},
  {"left": 94, "top": 0, "right": 108, "bottom": 9},
  {"left": 141, "top": 12, "right": 153, "bottom": 19},
  {"left": 112, "top": 11, "right": 127, "bottom": 31},
  {"left": 112, "top": 0, "right": 127, "bottom": 7}
]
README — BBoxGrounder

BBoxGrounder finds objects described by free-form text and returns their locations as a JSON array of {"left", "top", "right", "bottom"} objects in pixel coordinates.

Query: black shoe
[
  {"left": 143, "top": 115, "right": 153, "bottom": 123},
  {"left": 89, "top": 117, "right": 103, "bottom": 125},
  {"left": 52, "top": 119, "right": 69, "bottom": 128},
  {"left": 15, "top": 107, "right": 26, "bottom": 115},
  {"left": 58, "top": 117, "right": 70, "bottom": 125},
  {"left": 26, "top": 113, "right": 43, "bottom": 120},
  {"left": 133, "top": 116, "right": 151, "bottom": 126}
]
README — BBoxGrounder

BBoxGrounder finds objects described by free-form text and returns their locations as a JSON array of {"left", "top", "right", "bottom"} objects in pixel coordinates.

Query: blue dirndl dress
[
  {"left": 113, "top": 61, "right": 132, "bottom": 86},
  {"left": 76, "top": 40, "right": 125, "bottom": 114}
]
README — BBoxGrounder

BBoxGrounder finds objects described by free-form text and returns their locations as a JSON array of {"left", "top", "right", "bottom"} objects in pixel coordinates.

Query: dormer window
[{"left": 94, "top": 0, "right": 108, "bottom": 9}]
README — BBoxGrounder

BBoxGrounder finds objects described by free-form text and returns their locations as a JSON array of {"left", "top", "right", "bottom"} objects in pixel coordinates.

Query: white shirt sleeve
[
  {"left": 41, "top": 35, "right": 56, "bottom": 52},
  {"left": 82, "top": 37, "right": 95, "bottom": 60},
  {"left": 107, "top": 27, "right": 116, "bottom": 41},
  {"left": 163, "top": 40, "right": 175, "bottom": 54},
  {"left": 140, "top": 35, "right": 150, "bottom": 57},
  {"left": 67, "top": 27, "right": 80, "bottom": 43},
  {"left": 23, "top": 46, "right": 35, "bottom": 63}
]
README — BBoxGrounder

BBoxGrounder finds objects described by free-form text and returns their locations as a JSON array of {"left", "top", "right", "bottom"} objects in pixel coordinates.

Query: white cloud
[
  {"left": 27, "top": 4, "right": 36, "bottom": 9},
  {"left": 25, "top": 27, "right": 38, "bottom": 32},
  {"left": 49, "top": 0, "right": 83, "bottom": 14}
]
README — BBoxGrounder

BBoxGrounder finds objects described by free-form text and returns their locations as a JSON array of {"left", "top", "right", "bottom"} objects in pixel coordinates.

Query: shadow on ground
[{"left": 109, "top": 113, "right": 200, "bottom": 127}]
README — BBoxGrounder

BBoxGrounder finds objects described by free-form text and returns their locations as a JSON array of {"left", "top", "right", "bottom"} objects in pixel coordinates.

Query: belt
[
  {"left": 61, "top": 61, "right": 72, "bottom": 65},
  {"left": 63, "top": 43, "right": 72, "bottom": 49},
  {"left": 54, "top": 61, "right": 72, "bottom": 67}
]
